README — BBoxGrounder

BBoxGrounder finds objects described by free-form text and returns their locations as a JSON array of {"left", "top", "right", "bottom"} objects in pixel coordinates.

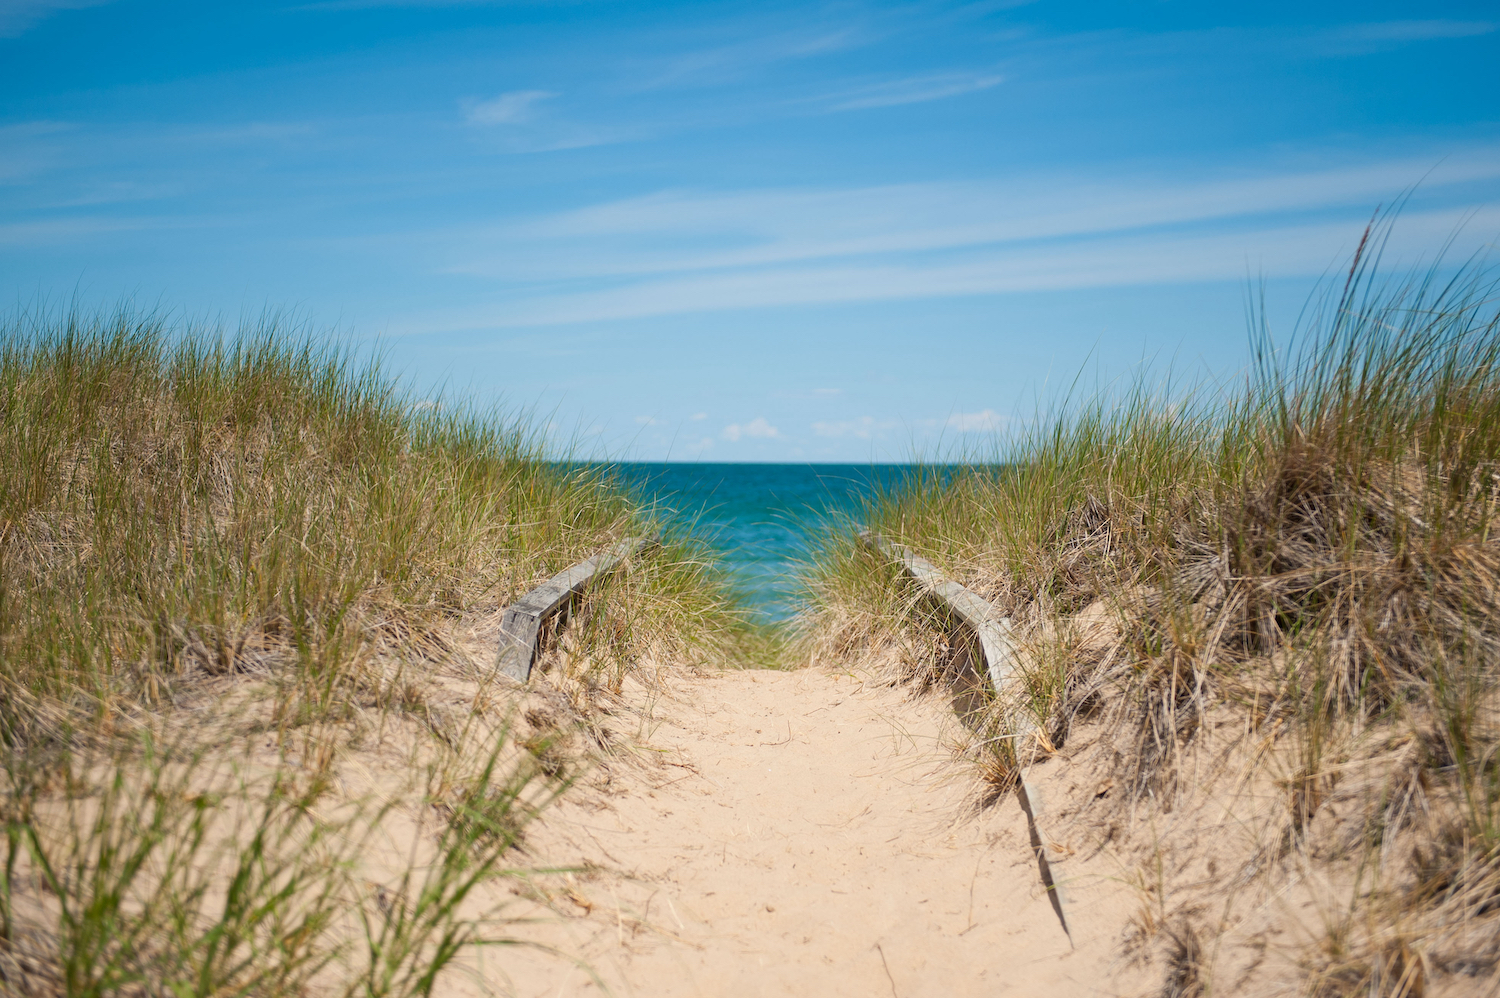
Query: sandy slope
[{"left": 477, "top": 668, "right": 1141, "bottom": 998}]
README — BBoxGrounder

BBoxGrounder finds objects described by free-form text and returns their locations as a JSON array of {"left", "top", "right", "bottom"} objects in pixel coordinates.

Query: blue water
[{"left": 608, "top": 463, "right": 914, "bottom": 623}]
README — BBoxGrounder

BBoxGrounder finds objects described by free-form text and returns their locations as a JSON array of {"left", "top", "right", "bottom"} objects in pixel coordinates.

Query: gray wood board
[
  {"left": 859, "top": 530, "right": 1074, "bottom": 943},
  {"left": 496, "top": 535, "right": 656, "bottom": 682}
]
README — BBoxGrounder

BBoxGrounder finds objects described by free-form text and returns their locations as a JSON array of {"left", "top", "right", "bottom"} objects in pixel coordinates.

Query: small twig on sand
[
  {"left": 966, "top": 852, "right": 984, "bottom": 931},
  {"left": 875, "top": 942, "right": 900, "bottom": 997}
]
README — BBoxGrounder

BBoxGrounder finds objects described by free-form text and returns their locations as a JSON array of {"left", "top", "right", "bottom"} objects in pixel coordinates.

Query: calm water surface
[{"left": 608, "top": 463, "right": 914, "bottom": 623}]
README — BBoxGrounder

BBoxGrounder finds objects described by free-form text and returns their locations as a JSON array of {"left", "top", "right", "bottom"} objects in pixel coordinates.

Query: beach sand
[{"left": 479, "top": 668, "right": 1140, "bottom": 997}]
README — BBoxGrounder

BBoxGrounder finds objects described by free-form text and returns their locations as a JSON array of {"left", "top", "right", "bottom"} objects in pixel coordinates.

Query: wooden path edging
[
  {"left": 497, "top": 536, "right": 657, "bottom": 682},
  {"left": 858, "top": 531, "right": 1075, "bottom": 943}
]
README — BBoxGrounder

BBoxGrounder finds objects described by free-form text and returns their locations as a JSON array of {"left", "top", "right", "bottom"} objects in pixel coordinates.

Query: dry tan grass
[
  {"left": 0, "top": 310, "right": 746, "bottom": 996},
  {"left": 802, "top": 220, "right": 1500, "bottom": 996}
]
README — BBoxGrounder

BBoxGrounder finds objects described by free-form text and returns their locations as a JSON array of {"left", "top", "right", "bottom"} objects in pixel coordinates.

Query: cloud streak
[
  {"left": 370, "top": 148, "right": 1500, "bottom": 334},
  {"left": 812, "top": 416, "right": 899, "bottom": 439},
  {"left": 947, "top": 410, "right": 1006, "bottom": 432},
  {"left": 437, "top": 147, "right": 1500, "bottom": 286},
  {"left": 1317, "top": 19, "right": 1496, "bottom": 55},
  {"left": 638, "top": 26, "right": 867, "bottom": 91},
  {"left": 826, "top": 71, "right": 1005, "bottom": 111},
  {"left": 0, "top": 0, "right": 112, "bottom": 38},
  {"left": 721, "top": 417, "right": 779, "bottom": 441},
  {"left": 398, "top": 202, "right": 1500, "bottom": 331},
  {"left": 466, "top": 90, "right": 558, "bottom": 126}
]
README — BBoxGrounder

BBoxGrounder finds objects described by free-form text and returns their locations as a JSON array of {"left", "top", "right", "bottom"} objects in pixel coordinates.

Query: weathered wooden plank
[
  {"left": 496, "top": 535, "right": 656, "bottom": 683},
  {"left": 858, "top": 533, "right": 1020, "bottom": 694},
  {"left": 858, "top": 530, "right": 1074, "bottom": 943}
]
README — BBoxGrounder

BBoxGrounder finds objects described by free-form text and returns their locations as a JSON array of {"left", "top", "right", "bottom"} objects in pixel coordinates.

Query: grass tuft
[
  {"left": 0, "top": 306, "right": 747, "bottom": 993},
  {"left": 803, "top": 213, "right": 1500, "bottom": 995}
]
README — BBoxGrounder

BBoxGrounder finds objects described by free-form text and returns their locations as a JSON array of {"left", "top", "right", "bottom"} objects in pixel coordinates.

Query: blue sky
[{"left": 3, "top": 0, "right": 1498, "bottom": 461}]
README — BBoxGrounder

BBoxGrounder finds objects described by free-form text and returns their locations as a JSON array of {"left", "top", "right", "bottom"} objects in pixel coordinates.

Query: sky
[{"left": 2, "top": 0, "right": 1498, "bottom": 462}]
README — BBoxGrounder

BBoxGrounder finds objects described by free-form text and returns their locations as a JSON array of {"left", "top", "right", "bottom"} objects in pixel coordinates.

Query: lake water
[{"left": 608, "top": 463, "right": 913, "bottom": 623}]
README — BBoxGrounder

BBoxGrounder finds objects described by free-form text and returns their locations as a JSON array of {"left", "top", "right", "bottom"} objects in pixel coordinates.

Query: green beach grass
[
  {"left": 0, "top": 309, "right": 748, "bottom": 995},
  {"left": 802, "top": 218, "right": 1500, "bottom": 994},
  {"left": 7, "top": 213, "right": 1499, "bottom": 996}
]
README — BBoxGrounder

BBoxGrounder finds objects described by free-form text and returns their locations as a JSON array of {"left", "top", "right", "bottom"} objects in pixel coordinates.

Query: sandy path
[{"left": 477, "top": 668, "right": 1132, "bottom": 998}]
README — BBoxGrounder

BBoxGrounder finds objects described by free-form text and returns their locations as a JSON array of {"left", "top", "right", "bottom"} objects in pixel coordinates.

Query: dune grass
[
  {"left": 0, "top": 308, "right": 747, "bottom": 995},
  {"left": 803, "top": 218, "right": 1500, "bottom": 993}
]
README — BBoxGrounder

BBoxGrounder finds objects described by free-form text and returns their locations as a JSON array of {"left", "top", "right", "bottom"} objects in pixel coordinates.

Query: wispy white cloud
[
  {"left": 1318, "top": 19, "right": 1496, "bottom": 55},
  {"left": 403, "top": 202, "right": 1500, "bottom": 330},
  {"left": 639, "top": 26, "right": 866, "bottom": 90},
  {"left": 1045, "top": 19, "right": 1499, "bottom": 66},
  {"left": 0, "top": 121, "right": 73, "bottom": 184},
  {"left": 721, "top": 417, "right": 779, "bottom": 442},
  {"left": 1344, "top": 19, "right": 1495, "bottom": 41},
  {"left": 299, "top": 0, "right": 483, "bottom": 7},
  {"left": 490, "top": 126, "right": 640, "bottom": 154},
  {"left": 812, "top": 416, "right": 898, "bottom": 439},
  {"left": 439, "top": 147, "right": 1500, "bottom": 285},
  {"left": 690, "top": 412, "right": 708, "bottom": 421},
  {"left": 457, "top": 91, "right": 640, "bottom": 153},
  {"left": 778, "top": 387, "right": 843, "bottom": 400},
  {"left": 465, "top": 90, "right": 558, "bottom": 126},
  {"left": 2, "top": 119, "right": 313, "bottom": 172},
  {"left": 35, "top": 180, "right": 182, "bottom": 209},
  {"left": 826, "top": 71, "right": 1004, "bottom": 111},
  {"left": 0, "top": 216, "right": 166, "bottom": 246},
  {"left": 0, "top": 120, "right": 71, "bottom": 140},
  {"left": 176, "top": 122, "right": 317, "bottom": 144},
  {"left": 947, "top": 409, "right": 1006, "bottom": 432},
  {"left": 0, "top": 0, "right": 112, "bottom": 38},
  {"left": 634, "top": 415, "right": 666, "bottom": 426}
]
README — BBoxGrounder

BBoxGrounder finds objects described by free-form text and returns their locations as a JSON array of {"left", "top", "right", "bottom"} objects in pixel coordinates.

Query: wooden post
[
  {"left": 858, "top": 530, "right": 1074, "bottom": 943},
  {"left": 496, "top": 535, "right": 657, "bottom": 683}
]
